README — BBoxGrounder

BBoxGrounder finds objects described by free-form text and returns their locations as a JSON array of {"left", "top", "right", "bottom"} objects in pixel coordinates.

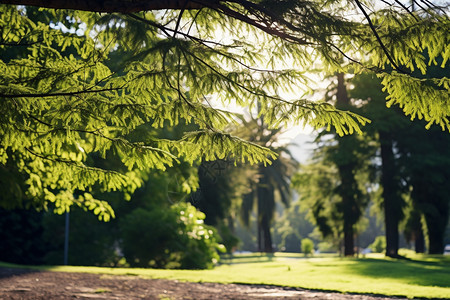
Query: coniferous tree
[
  {"left": 350, "top": 73, "right": 408, "bottom": 257},
  {"left": 295, "top": 73, "right": 373, "bottom": 256},
  {"left": 396, "top": 122, "right": 450, "bottom": 254},
  {"left": 351, "top": 72, "right": 450, "bottom": 255},
  {"left": 0, "top": 2, "right": 448, "bottom": 218},
  {"left": 332, "top": 73, "right": 367, "bottom": 256}
]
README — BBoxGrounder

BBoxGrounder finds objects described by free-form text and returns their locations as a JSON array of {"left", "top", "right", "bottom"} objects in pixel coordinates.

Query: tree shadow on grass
[
  {"left": 220, "top": 253, "right": 275, "bottom": 265},
  {"left": 0, "top": 266, "right": 40, "bottom": 280},
  {"left": 340, "top": 258, "right": 450, "bottom": 288}
]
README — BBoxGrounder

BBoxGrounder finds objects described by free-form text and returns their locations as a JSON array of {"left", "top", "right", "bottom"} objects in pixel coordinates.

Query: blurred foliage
[
  {"left": 369, "top": 236, "right": 387, "bottom": 253},
  {"left": 120, "top": 202, "right": 223, "bottom": 269},
  {"left": 300, "top": 238, "right": 314, "bottom": 256},
  {"left": 273, "top": 201, "right": 315, "bottom": 253},
  {"left": 2, "top": 1, "right": 448, "bottom": 216}
]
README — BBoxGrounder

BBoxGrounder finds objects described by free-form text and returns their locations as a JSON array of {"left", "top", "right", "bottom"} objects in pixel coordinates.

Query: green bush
[
  {"left": 369, "top": 236, "right": 386, "bottom": 253},
  {"left": 120, "top": 202, "right": 224, "bottom": 269},
  {"left": 301, "top": 238, "right": 314, "bottom": 256}
]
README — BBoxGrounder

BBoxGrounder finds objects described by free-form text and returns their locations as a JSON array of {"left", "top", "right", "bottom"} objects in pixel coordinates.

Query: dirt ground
[{"left": 0, "top": 267, "right": 408, "bottom": 300}]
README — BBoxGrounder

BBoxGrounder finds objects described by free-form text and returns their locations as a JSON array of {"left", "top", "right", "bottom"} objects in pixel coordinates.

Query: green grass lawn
[{"left": 2, "top": 252, "right": 449, "bottom": 299}]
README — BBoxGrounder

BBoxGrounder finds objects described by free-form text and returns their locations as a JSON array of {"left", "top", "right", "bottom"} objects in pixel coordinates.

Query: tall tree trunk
[
  {"left": 410, "top": 210, "right": 425, "bottom": 253},
  {"left": 425, "top": 216, "right": 446, "bottom": 254},
  {"left": 227, "top": 215, "right": 235, "bottom": 233},
  {"left": 421, "top": 200, "right": 448, "bottom": 254},
  {"left": 343, "top": 219, "right": 354, "bottom": 256},
  {"left": 257, "top": 220, "right": 262, "bottom": 252},
  {"left": 336, "top": 161, "right": 358, "bottom": 257},
  {"left": 256, "top": 168, "right": 275, "bottom": 253},
  {"left": 412, "top": 177, "right": 449, "bottom": 254},
  {"left": 261, "top": 215, "right": 273, "bottom": 253},
  {"left": 405, "top": 209, "right": 426, "bottom": 253},
  {"left": 335, "top": 73, "right": 358, "bottom": 256},
  {"left": 414, "top": 227, "right": 425, "bottom": 253},
  {"left": 379, "top": 131, "right": 401, "bottom": 258}
]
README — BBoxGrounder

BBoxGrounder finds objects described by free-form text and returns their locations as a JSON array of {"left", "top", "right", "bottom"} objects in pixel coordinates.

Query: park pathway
[{"left": 0, "top": 267, "right": 414, "bottom": 299}]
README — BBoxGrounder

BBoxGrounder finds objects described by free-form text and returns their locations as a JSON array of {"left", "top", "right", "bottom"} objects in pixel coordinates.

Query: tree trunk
[
  {"left": 227, "top": 215, "right": 235, "bottom": 233},
  {"left": 423, "top": 205, "right": 448, "bottom": 254},
  {"left": 414, "top": 227, "right": 425, "bottom": 253},
  {"left": 335, "top": 73, "right": 358, "bottom": 257},
  {"left": 256, "top": 168, "right": 275, "bottom": 253},
  {"left": 343, "top": 220, "right": 354, "bottom": 256},
  {"left": 337, "top": 163, "right": 358, "bottom": 257},
  {"left": 261, "top": 215, "right": 273, "bottom": 253},
  {"left": 410, "top": 210, "right": 425, "bottom": 253},
  {"left": 257, "top": 220, "right": 262, "bottom": 252},
  {"left": 379, "top": 131, "right": 401, "bottom": 258},
  {"left": 412, "top": 178, "right": 449, "bottom": 254}
]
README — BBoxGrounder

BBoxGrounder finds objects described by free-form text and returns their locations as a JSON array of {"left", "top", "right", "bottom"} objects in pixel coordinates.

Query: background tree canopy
[{"left": 0, "top": 1, "right": 449, "bottom": 219}]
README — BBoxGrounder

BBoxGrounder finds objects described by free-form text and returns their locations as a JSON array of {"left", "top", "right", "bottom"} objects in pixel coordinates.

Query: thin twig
[
  {"left": 354, "top": 0, "right": 408, "bottom": 74},
  {"left": 0, "top": 86, "right": 124, "bottom": 99},
  {"left": 393, "top": 0, "right": 419, "bottom": 21},
  {"left": 173, "top": 0, "right": 189, "bottom": 38}
]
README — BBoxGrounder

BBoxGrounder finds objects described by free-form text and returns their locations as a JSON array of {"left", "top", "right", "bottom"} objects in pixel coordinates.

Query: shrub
[
  {"left": 120, "top": 202, "right": 224, "bottom": 269},
  {"left": 301, "top": 238, "right": 314, "bottom": 256},
  {"left": 369, "top": 236, "right": 386, "bottom": 253}
]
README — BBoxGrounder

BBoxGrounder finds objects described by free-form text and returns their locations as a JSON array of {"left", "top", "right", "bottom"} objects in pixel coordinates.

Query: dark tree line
[{"left": 295, "top": 72, "right": 450, "bottom": 256}]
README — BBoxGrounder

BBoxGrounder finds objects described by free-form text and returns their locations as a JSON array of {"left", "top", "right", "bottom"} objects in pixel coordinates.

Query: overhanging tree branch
[
  {"left": 0, "top": 86, "right": 124, "bottom": 99},
  {"left": 0, "top": 0, "right": 206, "bottom": 13},
  {"left": 354, "top": 0, "right": 408, "bottom": 74},
  {"left": 211, "top": 2, "right": 310, "bottom": 45}
]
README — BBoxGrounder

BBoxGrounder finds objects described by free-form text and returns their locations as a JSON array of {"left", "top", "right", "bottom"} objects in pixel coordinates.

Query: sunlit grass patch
[
  {"left": 94, "top": 288, "right": 111, "bottom": 293},
  {"left": 1, "top": 252, "right": 449, "bottom": 299}
]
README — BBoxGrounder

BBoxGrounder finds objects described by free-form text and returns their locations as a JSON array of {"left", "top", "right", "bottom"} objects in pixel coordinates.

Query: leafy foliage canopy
[{"left": 0, "top": 1, "right": 448, "bottom": 218}]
